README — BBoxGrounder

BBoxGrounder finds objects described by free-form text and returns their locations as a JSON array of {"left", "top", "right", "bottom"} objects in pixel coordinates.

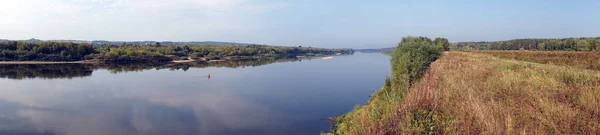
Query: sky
[{"left": 1, "top": 0, "right": 599, "bottom": 49}]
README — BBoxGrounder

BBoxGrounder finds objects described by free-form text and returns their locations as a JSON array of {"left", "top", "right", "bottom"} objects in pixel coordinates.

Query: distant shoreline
[
  {"left": 0, "top": 61, "right": 91, "bottom": 64},
  {"left": 0, "top": 55, "right": 335, "bottom": 65},
  {"left": 0, "top": 60, "right": 229, "bottom": 65}
]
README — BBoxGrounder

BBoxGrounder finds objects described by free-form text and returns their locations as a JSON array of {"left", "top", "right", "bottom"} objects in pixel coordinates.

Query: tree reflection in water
[{"left": 0, "top": 57, "right": 309, "bottom": 80}]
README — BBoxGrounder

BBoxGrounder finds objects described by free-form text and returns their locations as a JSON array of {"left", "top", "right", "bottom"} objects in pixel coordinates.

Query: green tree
[
  {"left": 576, "top": 40, "right": 591, "bottom": 51},
  {"left": 434, "top": 37, "right": 450, "bottom": 51},
  {"left": 588, "top": 39, "right": 599, "bottom": 51}
]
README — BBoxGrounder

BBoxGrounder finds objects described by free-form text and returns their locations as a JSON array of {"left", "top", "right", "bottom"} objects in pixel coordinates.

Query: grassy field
[
  {"left": 328, "top": 51, "right": 600, "bottom": 134},
  {"left": 466, "top": 50, "right": 600, "bottom": 71}
]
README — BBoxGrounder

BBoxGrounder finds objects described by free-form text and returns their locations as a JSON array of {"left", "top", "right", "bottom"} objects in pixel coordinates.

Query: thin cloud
[{"left": 0, "top": 0, "right": 288, "bottom": 41}]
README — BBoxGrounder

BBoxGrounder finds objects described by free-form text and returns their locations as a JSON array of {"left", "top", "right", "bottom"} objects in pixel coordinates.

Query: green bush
[
  {"left": 434, "top": 37, "right": 450, "bottom": 51},
  {"left": 391, "top": 37, "right": 442, "bottom": 92}
]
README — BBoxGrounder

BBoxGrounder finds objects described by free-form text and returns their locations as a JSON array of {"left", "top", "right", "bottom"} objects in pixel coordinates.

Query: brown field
[
  {"left": 466, "top": 50, "right": 600, "bottom": 71},
  {"left": 328, "top": 51, "right": 600, "bottom": 134}
]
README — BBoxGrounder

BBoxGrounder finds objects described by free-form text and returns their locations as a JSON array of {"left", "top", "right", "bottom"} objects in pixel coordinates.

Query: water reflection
[
  {"left": 0, "top": 90, "right": 290, "bottom": 135},
  {"left": 0, "top": 57, "right": 306, "bottom": 80},
  {"left": 0, "top": 53, "right": 391, "bottom": 135},
  {"left": 0, "top": 64, "right": 94, "bottom": 80}
]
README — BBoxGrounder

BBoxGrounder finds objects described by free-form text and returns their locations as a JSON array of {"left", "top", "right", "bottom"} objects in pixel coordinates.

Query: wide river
[{"left": 0, "top": 53, "right": 390, "bottom": 135}]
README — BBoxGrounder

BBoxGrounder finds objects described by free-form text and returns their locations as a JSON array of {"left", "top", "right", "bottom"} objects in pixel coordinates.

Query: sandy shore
[
  {"left": 172, "top": 60, "right": 194, "bottom": 63},
  {"left": 207, "top": 60, "right": 226, "bottom": 62},
  {"left": 173, "top": 57, "right": 196, "bottom": 63},
  {"left": 172, "top": 57, "right": 230, "bottom": 63},
  {"left": 173, "top": 59, "right": 226, "bottom": 63}
]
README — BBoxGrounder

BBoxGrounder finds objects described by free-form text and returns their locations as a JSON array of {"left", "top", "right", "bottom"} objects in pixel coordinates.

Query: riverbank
[
  {"left": 172, "top": 57, "right": 195, "bottom": 63},
  {"left": 0, "top": 61, "right": 90, "bottom": 64},
  {"left": 0, "top": 59, "right": 227, "bottom": 64},
  {"left": 172, "top": 55, "right": 334, "bottom": 63},
  {"left": 0, "top": 41, "right": 354, "bottom": 64},
  {"left": 327, "top": 51, "right": 600, "bottom": 134},
  {"left": 172, "top": 59, "right": 226, "bottom": 63},
  {"left": 326, "top": 37, "right": 443, "bottom": 135},
  {"left": 0, "top": 56, "right": 283, "bottom": 65}
]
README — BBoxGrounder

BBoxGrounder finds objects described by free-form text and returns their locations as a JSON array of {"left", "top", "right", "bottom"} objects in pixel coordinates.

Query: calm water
[{"left": 0, "top": 53, "right": 390, "bottom": 135}]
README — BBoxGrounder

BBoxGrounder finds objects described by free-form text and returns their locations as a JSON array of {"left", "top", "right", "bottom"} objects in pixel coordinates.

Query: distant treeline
[
  {"left": 0, "top": 41, "right": 95, "bottom": 61},
  {"left": 355, "top": 48, "right": 394, "bottom": 53},
  {"left": 0, "top": 38, "right": 251, "bottom": 46},
  {"left": 0, "top": 41, "right": 353, "bottom": 63},
  {"left": 452, "top": 37, "right": 600, "bottom": 51}
]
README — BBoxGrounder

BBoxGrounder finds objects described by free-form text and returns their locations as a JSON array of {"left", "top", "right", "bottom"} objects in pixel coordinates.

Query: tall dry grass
[
  {"left": 328, "top": 51, "right": 600, "bottom": 134},
  {"left": 424, "top": 51, "right": 599, "bottom": 134},
  {"left": 467, "top": 50, "right": 600, "bottom": 70}
]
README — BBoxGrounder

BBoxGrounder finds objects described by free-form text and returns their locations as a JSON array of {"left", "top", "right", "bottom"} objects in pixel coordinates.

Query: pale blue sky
[{"left": 1, "top": 0, "right": 599, "bottom": 48}]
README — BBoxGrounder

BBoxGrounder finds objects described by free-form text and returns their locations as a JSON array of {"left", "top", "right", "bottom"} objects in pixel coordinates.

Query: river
[{"left": 0, "top": 53, "right": 390, "bottom": 135}]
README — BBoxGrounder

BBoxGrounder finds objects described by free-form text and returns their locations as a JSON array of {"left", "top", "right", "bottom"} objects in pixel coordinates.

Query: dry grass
[
  {"left": 466, "top": 50, "right": 600, "bottom": 70},
  {"left": 328, "top": 51, "right": 600, "bottom": 135},
  {"left": 433, "top": 51, "right": 599, "bottom": 134}
]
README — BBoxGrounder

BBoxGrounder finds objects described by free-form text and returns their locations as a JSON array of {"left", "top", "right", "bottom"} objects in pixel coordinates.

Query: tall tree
[
  {"left": 588, "top": 39, "right": 599, "bottom": 51},
  {"left": 576, "top": 40, "right": 590, "bottom": 51}
]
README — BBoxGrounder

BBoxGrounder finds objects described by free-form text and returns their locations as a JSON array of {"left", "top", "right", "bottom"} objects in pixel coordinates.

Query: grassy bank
[
  {"left": 327, "top": 37, "right": 443, "bottom": 134},
  {"left": 328, "top": 50, "right": 600, "bottom": 134}
]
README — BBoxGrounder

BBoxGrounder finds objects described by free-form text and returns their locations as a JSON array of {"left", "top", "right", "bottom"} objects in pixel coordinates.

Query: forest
[
  {"left": 0, "top": 41, "right": 95, "bottom": 61},
  {"left": 0, "top": 41, "right": 354, "bottom": 63},
  {"left": 452, "top": 37, "right": 600, "bottom": 51}
]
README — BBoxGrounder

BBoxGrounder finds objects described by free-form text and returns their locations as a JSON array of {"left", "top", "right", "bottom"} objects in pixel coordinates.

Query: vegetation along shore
[
  {"left": 326, "top": 37, "right": 599, "bottom": 134},
  {"left": 0, "top": 41, "right": 353, "bottom": 64}
]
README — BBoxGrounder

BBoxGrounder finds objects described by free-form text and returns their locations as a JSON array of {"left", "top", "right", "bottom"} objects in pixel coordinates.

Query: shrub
[{"left": 391, "top": 37, "right": 442, "bottom": 92}]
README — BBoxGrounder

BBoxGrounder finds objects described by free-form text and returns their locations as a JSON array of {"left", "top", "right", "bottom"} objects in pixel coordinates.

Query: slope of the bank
[
  {"left": 327, "top": 37, "right": 444, "bottom": 134},
  {"left": 328, "top": 51, "right": 599, "bottom": 134}
]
